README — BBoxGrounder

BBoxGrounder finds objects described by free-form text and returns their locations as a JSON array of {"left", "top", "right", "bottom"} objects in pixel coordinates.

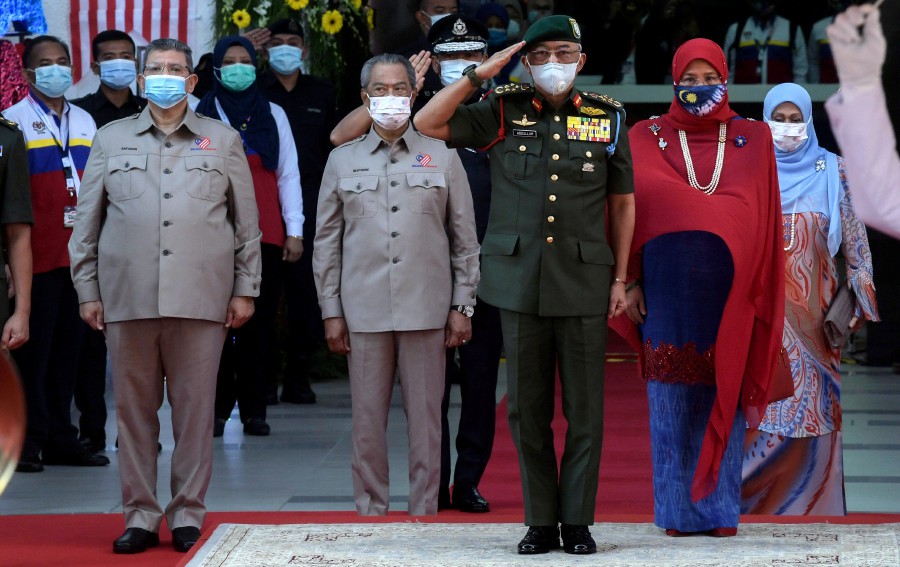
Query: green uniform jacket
[
  {"left": 448, "top": 84, "right": 634, "bottom": 317},
  {"left": 0, "top": 116, "right": 34, "bottom": 323}
]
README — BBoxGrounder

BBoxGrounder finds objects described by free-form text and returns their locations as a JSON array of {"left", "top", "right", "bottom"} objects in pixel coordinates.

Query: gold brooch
[{"left": 512, "top": 114, "right": 537, "bottom": 126}]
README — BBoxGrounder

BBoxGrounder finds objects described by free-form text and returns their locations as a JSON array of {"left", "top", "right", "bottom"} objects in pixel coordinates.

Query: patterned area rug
[{"left": 187, "top": 522, "right": 900, "bottom": 566}]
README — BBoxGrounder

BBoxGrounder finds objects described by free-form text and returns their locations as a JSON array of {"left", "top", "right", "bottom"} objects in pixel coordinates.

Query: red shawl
[{"left": 609, "top": 38, "right": 785, "bottom": 502}]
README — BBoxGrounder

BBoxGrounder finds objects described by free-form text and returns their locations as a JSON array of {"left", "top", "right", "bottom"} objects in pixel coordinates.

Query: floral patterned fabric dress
[{"left": 742, "top": 159, "right": 879, "bottom": 515}]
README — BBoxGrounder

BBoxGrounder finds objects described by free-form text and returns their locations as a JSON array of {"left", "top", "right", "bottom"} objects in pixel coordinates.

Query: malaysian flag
[{"left": 69, "top": 0, "right": 198, "bottom": 83}]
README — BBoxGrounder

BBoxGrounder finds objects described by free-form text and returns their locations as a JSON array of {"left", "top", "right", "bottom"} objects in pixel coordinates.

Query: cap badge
[
  {"left": 569, "top": 18, "right": 581, "bottom": 39},
  {"left": 452, "top": 18, "right": 468, "bottom": 35},
  {"left": 512, "top": 114, "right": 537, "bottom": 126}
]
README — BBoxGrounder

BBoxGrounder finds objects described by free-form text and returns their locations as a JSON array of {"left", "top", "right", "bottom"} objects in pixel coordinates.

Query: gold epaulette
[
  {"left": 580, "top": 91, "right": 623, "bottom": 109},
  {"left": 0, "top": 116, "right": 18, "bottom": 130},
  {"left": 492, "top": 83, "right": 535, "bottom": 97}
]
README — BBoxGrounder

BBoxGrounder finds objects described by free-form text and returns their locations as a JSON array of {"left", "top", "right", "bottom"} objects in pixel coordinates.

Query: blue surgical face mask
[
  {"left": 487, "top": 28, "right": 508, "bottom": 47},
  {"left": 427, "top": 12, "right": 451, "bottom": 27},
  {"left": 673, "top": 84, "right": 728, "bottom": 117},
  {"left": 142, "top": 74, "right": 188, "bottom": 109},
  {"left": 99, "top": 59, "right": 137, "bottom": 90},
  {"left": 268, "top": 44, "right": 304, "bottom": 75},
  {"left": 507, "top": 19, "right": 521, "bottom": 40},
  {"left": 32, "top": 64, "right": 73, "bottom": 98}
]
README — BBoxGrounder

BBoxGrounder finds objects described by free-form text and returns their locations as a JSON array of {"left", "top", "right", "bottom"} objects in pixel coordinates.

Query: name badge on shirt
[
  {"left": 64, "top": 205, "right": 77, "bottom": 228},
  {"left": 566, "top": 116, "right": 610, "bottom": 143}
]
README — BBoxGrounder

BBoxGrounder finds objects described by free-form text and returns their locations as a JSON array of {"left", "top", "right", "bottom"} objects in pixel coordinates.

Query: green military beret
[{"left": 522, "top": 15, "right": 582, "bottom": 50}]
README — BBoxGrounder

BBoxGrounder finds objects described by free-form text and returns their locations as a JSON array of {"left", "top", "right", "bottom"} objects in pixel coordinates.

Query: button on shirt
[
  {"left": 314, "top": 124, "right": 480, "bottom": 332},
  {"left": 69, "top": 106, "right": 262, "bottom": 323}
]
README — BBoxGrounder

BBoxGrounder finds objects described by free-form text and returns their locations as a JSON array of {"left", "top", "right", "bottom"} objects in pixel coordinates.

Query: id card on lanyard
[{"left": 27, "top": 95, "right": 80, "bottom": 226}]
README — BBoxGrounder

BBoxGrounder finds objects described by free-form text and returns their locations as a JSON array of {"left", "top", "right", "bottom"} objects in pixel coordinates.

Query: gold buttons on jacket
[
  {"left": 553, "top": 133, "right": 560, "bottom": 140},
  {"left": 552, "top": 154, "right": 559, "bottom": 161},
  {"left": 547, "top": 216, "right": 555, "bottom": 223},
  {"left": 519, "top": 145, "right": 526, "bottom": 152},
  {"left": 546, "top": 236, "right": 554, "bottom": 243},
  {"left": 549, "top": 194, "right": 557, "bottom": 202},
  {"left": 550, "top": 174, "right": 558, "bottom": 181}
]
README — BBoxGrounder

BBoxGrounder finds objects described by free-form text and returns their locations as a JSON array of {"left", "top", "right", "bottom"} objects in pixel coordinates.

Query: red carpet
[
  {"left": 3, "top": 331, "right": 900, "bottom": 566},
  {"left": 477, "top": 329, "right": 654, "bottom": 515}
]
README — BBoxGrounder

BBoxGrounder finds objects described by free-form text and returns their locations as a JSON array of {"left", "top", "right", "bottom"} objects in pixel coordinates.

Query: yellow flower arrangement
[
  {"left": 351, "top": 0, "right": 362, "bottom": 9},
  {"left": 232, "top": 8, "right": 252, "bottom": 28},
  {"left": 321, "top": 9, "right": 343, "bottom": 35},
  {"left": 286, "top": 0, "right": 308, "bottom": 9},
  {"left": 365, "top": 6, "right": 374, "bottom": 30}
]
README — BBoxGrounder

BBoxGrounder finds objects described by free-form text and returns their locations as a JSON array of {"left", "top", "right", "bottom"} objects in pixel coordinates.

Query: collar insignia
[
  {"left": 452, "top": 18, "right": 467, "bottom": 35},
  {"left": 580, "top": 106, "right": 605, "bottom": 116},
  {"left": 512, "top": 114, "right": 537, "bottom": 127}
]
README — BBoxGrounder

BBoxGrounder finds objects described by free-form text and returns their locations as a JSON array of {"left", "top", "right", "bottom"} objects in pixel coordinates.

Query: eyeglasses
[
  {"left": 143, "top": 63, "right": 191, "bottom": 76},
  {"left": 678, "top": 75, "right": 723, "bottom": 87},
  {"left": 527, "top": 48, "right": 582, "bottom": 65}
]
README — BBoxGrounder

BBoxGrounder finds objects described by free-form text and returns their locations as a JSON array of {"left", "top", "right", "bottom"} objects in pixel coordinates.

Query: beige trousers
[
  {"left": 347, "top": 329, "right": 445, "bottom": 516},
  {"left": 106, "top": 318, "right": 227, "bottom": 532}
]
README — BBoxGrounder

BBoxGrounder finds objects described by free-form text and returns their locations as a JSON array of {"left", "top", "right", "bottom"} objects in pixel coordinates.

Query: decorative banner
[{"left": 69, "top": 0, "right": 198, "bottom": 83}]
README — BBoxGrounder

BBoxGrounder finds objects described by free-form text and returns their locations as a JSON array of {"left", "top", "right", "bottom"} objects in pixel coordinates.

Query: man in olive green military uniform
[
  {"left": 0, "top": 116, "right": 33, "bottom": 352},
  {"left": 415, "top": 15, "right": 634, "bottom": 555}
]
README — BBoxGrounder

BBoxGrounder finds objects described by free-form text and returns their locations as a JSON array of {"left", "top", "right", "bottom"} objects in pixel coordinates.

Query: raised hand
[
  {"left": 474, "top": 41, "right": 526, "bottom": 82},
  {"left": 409, "top": 50, "right": 433, "bottom": 93},
  {"left": 827, "top": 4, "right": 886, "bottom": 91}
]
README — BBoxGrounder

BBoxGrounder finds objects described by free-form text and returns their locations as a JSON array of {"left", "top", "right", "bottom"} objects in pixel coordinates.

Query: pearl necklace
[
  {"left": 783, "top": 204, "right": 798, "bottom": 252},
  {"left": 679, "top": 123, "right": 727, "bottom": 195}
]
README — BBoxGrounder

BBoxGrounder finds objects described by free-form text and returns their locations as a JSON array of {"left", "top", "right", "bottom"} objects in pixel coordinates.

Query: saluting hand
[
  {"left": 243, "top": 28, "right": 272, "bottom": 52},
  {"left": 409, "top": 50, "right": 433, "bottom": 94},
  {"left": 827, "top": 4, "right": 886, "bottom": 90},
  {"left": 474, "top": 41, "right": 526, "bottom": 82}
]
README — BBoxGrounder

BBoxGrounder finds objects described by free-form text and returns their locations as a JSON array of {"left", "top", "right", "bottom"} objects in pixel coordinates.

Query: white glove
[{"left": 826, "top": 4, "right": 886, "bottom": 93}]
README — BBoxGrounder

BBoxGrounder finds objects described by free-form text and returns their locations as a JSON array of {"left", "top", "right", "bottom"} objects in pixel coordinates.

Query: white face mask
[
  {"left": 439, "top": 59, "right": 477, "bottom": 88},
  {"left": 426, "top": 12, "right": 451, "bottom": 27},
  {"left": 529, "top": 61, "right": 578, "bottom": 96},
  {"left": 367, "top": 95, "right": 411, "bottom": 130},
  {"left": 768, "top": 119, "right": 809, "bottom": 153}
]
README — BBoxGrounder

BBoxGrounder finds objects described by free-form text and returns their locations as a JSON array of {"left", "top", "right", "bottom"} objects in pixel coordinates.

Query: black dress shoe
[
  {"left": 243, "top": 417, "right": 271, "bottom": 436},
  {"left": 42, "top": 447, "right": 110, "bottom": 467},
  {"left": 453, "top": 484, "right": 490, "bottom": 513},
  {"left": 15, "top": 453, "right": 43, "bottom": 473},
  {"left": 561, "top": 524, "right": 597, "bottom": 554},
  {"left": 172, "top": 526, "right": 202, "bottom": 552},
  {"left": 517, "top": 525, "right": 560, "bottom": 554},
  {"left": 113, "top": 528, "right": 159, "bottom": 554},
  {"left": 79, "top": 436, "right": 106, "bottom": 454},
  {"left": 213, "top": 418, "right": 226, "bottom": 438}
]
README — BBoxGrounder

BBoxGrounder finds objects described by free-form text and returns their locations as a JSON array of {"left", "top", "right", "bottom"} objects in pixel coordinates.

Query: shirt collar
[
  {"left": 134, "top": 104, "right": 203, "bottom": 136},
  {"left": 28, "top": 90, "right": 69, "bottom": 117},
  {"left": 361, "top": 122, "right": 414, "bottom": 155}
]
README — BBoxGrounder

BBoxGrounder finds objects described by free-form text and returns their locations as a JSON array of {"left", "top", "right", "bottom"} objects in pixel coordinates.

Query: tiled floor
[{"left": 1, "top": 359, "right": 898, "bottom": 516}]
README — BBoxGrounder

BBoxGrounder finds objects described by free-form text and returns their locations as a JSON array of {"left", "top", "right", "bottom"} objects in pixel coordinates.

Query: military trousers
[{"left": 500, "top": 309, "right": 607, "bottom": 526}]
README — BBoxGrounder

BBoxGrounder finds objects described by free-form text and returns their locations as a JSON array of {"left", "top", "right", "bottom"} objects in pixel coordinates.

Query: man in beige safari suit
[
  {"left": 314, "top": 53, "right": 479, "bottom": 516},
  {"left": 69, "top": 38, "right": 261, "bottom": 555}
]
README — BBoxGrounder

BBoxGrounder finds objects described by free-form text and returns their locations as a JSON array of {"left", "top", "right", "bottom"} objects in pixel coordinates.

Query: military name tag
[
  {"left": 566, "top": 116, "right": 610, "bottom": 142},
  {"left": 513, "top": 129, "right": 537, "bottom": 138}
]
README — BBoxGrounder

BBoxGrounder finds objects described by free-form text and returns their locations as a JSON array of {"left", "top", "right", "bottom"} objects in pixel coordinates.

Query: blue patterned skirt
[{"left": 641, "top": 231, "right": 744, "bottom": 532}]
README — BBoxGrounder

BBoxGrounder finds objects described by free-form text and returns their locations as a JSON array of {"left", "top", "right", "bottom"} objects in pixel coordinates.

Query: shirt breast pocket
[
  {"left": 405, "top": 172, "right": 446, "bottom": 215},
  {"left": 569, "top": 143, "right": 607, "bottom": 185},
  {"left": 338, "top": 176, "right": 379, "bottom": 218},
  {"left": 502, "top": 139, "right": 542, "bottom": 180},
  {"left": 106, "top": 154, "right": 147, "bottom": 201},
  {"left": 184, "top": 155, "right": 227, "bottom": 202}
]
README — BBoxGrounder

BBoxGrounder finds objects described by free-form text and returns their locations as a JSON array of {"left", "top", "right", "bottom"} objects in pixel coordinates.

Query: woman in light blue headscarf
[{"left": 741, "top": 82, "right": 879, "bottom": 515}]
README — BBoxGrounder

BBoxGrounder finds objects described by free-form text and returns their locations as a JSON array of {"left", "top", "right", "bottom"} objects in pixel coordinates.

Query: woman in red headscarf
[{"left": 610, "top": 38, "right": 785, "bottom": 535}]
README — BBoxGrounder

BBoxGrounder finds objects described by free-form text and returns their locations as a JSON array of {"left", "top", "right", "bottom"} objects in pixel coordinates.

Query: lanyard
[{"left": 27, "top": 94, "right": 81, "bottom": 196}]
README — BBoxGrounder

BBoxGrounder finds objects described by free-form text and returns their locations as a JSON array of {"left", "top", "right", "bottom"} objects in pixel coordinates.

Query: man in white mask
[
  {"left": 415, "top": 15, "right": 635, "bottom": 555},
  {"left": 313, "top": 53, "right": 480, "bottom": 517},
  {"left": 400, "top": 0, "right": 460, "bottom": 113}
]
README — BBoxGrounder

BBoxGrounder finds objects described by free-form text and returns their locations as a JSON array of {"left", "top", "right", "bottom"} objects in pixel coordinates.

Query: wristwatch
[
  {"left": 462, "top": 64, "right": 483, "bottom": 88},
  {"left": 451, "top": 304, "right": 475, "bottom": 318}
]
